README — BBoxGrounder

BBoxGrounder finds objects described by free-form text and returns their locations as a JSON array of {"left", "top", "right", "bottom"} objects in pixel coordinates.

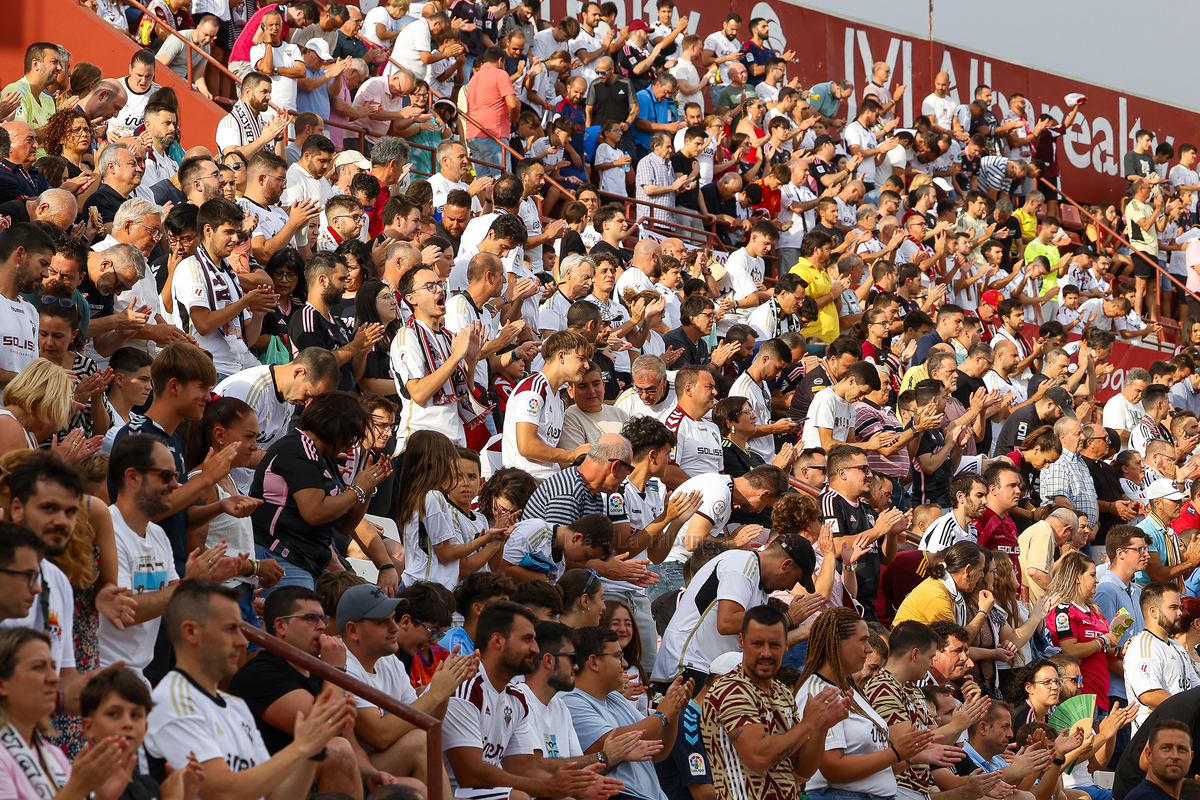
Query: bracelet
[
  {"left": 652, "top": 711, "right": 669, "bottom": 728},
  {"left": 249, "top": 559, "right": 259, "bottom": 577},
  {"left": 378, "top": 563, "right": 396, "bottom": 572},
  {"left": 350, "top": 485, "right": 367, "bottom": 504},
  {"left": 889, "top": 743, "right": 902, "bottom": 763},
  {"left": 1052, "top": 756, "right": 1066, "bottom": 766}
]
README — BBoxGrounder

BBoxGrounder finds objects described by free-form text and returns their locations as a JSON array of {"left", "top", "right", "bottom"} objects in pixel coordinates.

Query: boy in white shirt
[
  {"left": 801, "top": 361, "right": 887, "bottom": 451},
  {"left": 593, "top": 120, "right": 631, "bottom": 197}
]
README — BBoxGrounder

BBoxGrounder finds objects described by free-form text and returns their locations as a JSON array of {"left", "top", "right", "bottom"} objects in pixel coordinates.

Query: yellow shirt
[
  {"left": 892, "top": 576, "right": 955, "bottom": 626},
  {"left": 900, "top": 365, "right": 929, "bottom": 393},
  {"left": 1013, "top": 208, "right": 1040, "bottom": 255},
  {"left": 790, "top": 258, "right": 838, "bottom": 344}
]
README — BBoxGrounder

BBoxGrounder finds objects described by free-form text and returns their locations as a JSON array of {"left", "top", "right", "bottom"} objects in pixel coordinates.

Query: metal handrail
[{"left": 241, "top": 623, "right": 444, "bottom": 800}]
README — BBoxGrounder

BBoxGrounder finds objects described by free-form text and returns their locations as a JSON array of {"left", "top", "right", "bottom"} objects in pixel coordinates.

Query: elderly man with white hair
[
  {"left": 83, "top": 142, "right": 144, "bottom": 225},
  {"left": 0, "top": 188, "right": 77, "bottom": 230},
  {"left": 615, "top": 354, "right": 677, "bottom": 422},
  {"left": 354, "top": 66, "right": 426, "bottom": 145},
  {"left": 1039, "top": 415, "right": 1099, "bottom": 531},
  {"left": 540, "top": 254, "right": 595, "bottom": 337}
]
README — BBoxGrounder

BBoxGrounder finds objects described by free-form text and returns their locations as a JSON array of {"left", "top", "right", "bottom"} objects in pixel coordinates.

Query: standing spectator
[
  {"left": 1125, "top": 129, "right": 1165, "bottom": 194},
  {"left": 109, "top": 50, "right": 161, "bottom": 141},
  {"left": 635, "top": 133, "right": 693, "bottom": 225},
  {"left": 634, "top": 75, "right": 683, "bottom": 163},
  {"left": 862, "top": 61, "right": 906, "bottom": 121},
  {"left": 214, "top": 72, "right": 290, "bottom": 160},
  {"left": 1040, "top": 416, "right": 1100, "bottom": 526},
  {"left": 250, "top": 10, "right": 306, "bottom": 113},
  {"left": 464, "top": 47, "right": 518, "bottom": 178},
  {"left": 569, "top": 2, "right": 616, "bottom": 84},
  {"left": 670, "top": 36, "right": 712, "bottom": 111},
  {"left": 154, "top": 17, "right": 220, "bottom": 97},
  {"left": 921, "top": 72, "right": 955, "bottom": 135},
  {"left": 363, "top": 0, "right": 407, "bottom": 50},
  {"left": 3, "top": 44, "right": 62, "bottom": 137},
  {"left": 1104, "top": 368, "right": 1150, "bottom": 450},
  {"left": 295, "top": 41, "right": 348, "bottom": 119},
  {"left": 804, "top": 78, "right": 853, "bottom": 122},
  {"left": 585, "top": 57, "right": 636, "bottom": 149},
  {"left": 741, "top": 17, "right": 792, "bottom": 86},
  {"left": 498, "top": 0, "right": 537, "bottom": 57},
  {"left": 1127, "top": 177, "right": 1169, "bottom": 319},
  {"left": 702, "top": 13, "right": 743, "bottom": 109},
  {"left": 290, "top": 2, "right": 349, "bottom": 51},
  {"left": 843, "top": 99, "right": 898, "bottom": 197},
  {"left": 388, "top": 10, "right": 458, "bottom": 83},
  {"left": 239, "top": 152, "right": 319, "bottom": 262}
]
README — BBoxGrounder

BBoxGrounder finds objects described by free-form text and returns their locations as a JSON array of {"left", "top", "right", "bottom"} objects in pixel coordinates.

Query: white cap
[
  {"left": 709, "top": 651, "right": 742, "bottom": 676},
  {"left": 305, "top": 38, "right": 334, "bottom": 61},
  {"left": 334, "top": 150, "right": 371, "bottom": 169},
  {"left": 1146, "top": 478, "right": 1185, "bottom": 502},
  {"left": 1065, "top": 92, "right": 1088, "bottom": 106}
]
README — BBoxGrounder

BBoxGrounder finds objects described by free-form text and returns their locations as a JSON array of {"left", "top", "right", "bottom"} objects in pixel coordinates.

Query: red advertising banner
[{"left": 543, "top": 0, "right": 1200, "bottom": 203}]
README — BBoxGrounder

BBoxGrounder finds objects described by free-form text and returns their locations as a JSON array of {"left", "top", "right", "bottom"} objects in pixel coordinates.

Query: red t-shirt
[
  {"left": 367, "top": 178, "right": 392, "bottom": 239},
  {"left": 1047, "top": 602, "right": 1112, "bottom": 710},
  {"left": 1172, "top": 501, "right": 1200, "bottom": 537},
  {"left": 752, "top": 178, "right": 780, "bottom": 217},
  {"left": 976, "top": 506, "right": 1021, "bottom": 583},
  {"left": 876, "top": 548, "right": 929, "bottom": 625}
]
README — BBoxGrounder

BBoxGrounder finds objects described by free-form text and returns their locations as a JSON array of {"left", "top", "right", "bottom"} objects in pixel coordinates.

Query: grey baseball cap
[
  {"left": 1043, "top": 386, "right": 1077, "bottom": 419},
  {"left": 337, "top": 584, "right": 408, "bottom": 632}
]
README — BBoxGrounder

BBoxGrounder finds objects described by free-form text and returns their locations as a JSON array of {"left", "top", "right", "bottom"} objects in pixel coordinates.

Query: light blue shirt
[
  {"left": 439, "top": 626, "right": 474, "bottom": 657},
  {"left": 1135, "top": 513, "right": 1174, "bottom": 587},
  {"left": 561, "top": 689, "right": 668, "bottom": 800},
  {"left": 296, "top": 65, "right": 330, "bottom": 118},
  {"left": 963, "top": 740, "right": 1008, "bottom": 773},
  {"left": 1094, "top": 563, "right": 1144, "bottom": 700},
  {"left": 633, "top": 87, "right": 675, "bottom": 152}
]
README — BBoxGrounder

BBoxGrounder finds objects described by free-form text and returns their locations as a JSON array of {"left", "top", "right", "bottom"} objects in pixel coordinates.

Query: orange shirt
[
  {"left": 752, "top": 178, "right": 781, "bottom": 217},
  {"left": 464, "top": 64, "right": 516, "bottom": 140}
]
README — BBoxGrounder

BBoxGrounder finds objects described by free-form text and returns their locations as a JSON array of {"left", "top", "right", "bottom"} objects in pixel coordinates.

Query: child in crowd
[{"left": 593, "top": 120, "right": 632, "bottom": 196}]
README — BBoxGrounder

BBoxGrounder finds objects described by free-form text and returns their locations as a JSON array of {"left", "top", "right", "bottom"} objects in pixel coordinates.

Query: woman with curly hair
[
  {"left": 1004, "top": 658, "right": 1061, "bottom": 729},
  {"left": 41, "top": 108, "right": 94, "bottom": 184}
]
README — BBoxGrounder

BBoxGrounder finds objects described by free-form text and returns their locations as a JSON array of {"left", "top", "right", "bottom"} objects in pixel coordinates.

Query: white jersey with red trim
[
  {"left": 918, "top": 513, "right": 978, "bottom": 554},
  {"left": 443, "top": 663, "right": 538, "bottom": 794},
  {"left": 665, "top": 473, "right": 734, "bottom": 564},
  {"left": 665, "top": 405, "right": 723, "bottom": 478},
  {"left": 501, "top": 373, "right": 565, "bottom": 479}
]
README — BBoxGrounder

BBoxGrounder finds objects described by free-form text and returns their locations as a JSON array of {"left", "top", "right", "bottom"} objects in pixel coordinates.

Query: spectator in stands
[
  {"left": 214, "top": 72, "right": 290, "bottom": 160},
  {"left": 3, "top": 43, "right": 62, "bottom": 136},
  {"left": 636, "top": 132, "right": 693, "bottom": 225},
  {"left": 155, "top": 16, "right": 220, "bottom": 97},
  {"left": 464, "top": 47, "right": 518, "bottom": 179}
]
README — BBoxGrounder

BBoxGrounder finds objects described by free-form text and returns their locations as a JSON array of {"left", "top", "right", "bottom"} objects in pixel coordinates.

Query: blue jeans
[
  {"left": 781, "top": 640, "right": 808, "bottom": 669},
  {"left": 467, "top": 137, "right": 505, "bottom": 178},
  {"left": 1078, "top": 786, "right": 1112, "bottom": 800},
  {"left": 889, "top": 476, "right": 910, "bottom": 511},
  {"left": 647, "top": 561, "right": 684, "bottom": 601},
  {"left": 808, "top": 789, "right": 895, "bottom": 800},
  {"left": 255, "top": 543, "right": 317, "bottom": 596}
]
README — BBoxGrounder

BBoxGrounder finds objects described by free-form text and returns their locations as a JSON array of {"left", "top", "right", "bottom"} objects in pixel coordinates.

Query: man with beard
[
  {"left": 140, "top": 103, "right": 180, "bottom": 197},
  {"left": 215, "top": 72, "right": 291, "bottom": 160},
  {"left": 291, "top": 252, "right": 383, "bottom": 394},
  {"left": 1125, "top": 582, "right": 1194, "bottom": 736},
  {"left": 228, "top": 586, "right": 400, "bottom": 794},
  {"left": 918, "top": 472, "right": 987, "bottom": 559},
  {"left": 0, "top": 223, "right": 52, "bottom": 385},
  {"left": 3, "top": 454, "right": 137, "bottom": 701},
  {"left": 975, "top": 462, "right": 1024, "bottom": 581},
  {"left": 445, "top": 601, "right": 602, "bottom": 798},
  {"left": 513, "top": 620, "right": 651, "bottom": 784},
  {"left": 240, "top": 151, "right": 321, "bottom": 262},
  {"left": 99, "top": 434, "right": 244, "bottom": 682}
]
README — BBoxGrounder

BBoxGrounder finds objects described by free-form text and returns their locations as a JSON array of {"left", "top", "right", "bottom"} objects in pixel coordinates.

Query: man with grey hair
[
  {"left": 1040, "top": 415, "right": 1099, "bottom": 527},
  {"left": 1018, "top": 505, "right": 1078, "bottom": 601},
  {"left": 429, "top": 141, "right": 490, "bottom": 217},
  {"left": 380, "top": 240, "right": 421, "bottom": 290},
  {"left": 363, "top": 136, "right": 410, "bottom": 239},
  {"left": 354, "top": 67, "right": 425, "bottom": 148},
  {"left": 540, "top": 254, "right": 595, "bottom": 336},
  {"left": 1103, "top": 366, "right": 1151, "bottom": 449},
  {"left": 636, "top": 132, "right": 692, "bottom": 224},
  {"left": 0, "top": 188, "right": 76, "bottom": 230},
  {"left": 83, "top": 243, "right": 151, "bottom": 359},
  {"left": 634, "top": 74, "right": 684, "bottom": 162},
  {"left": 615, "top": 354, "right": 677, "bottom": 421},
  {"left": 83, "top": 142, "right": 145, "bottom": 225}
]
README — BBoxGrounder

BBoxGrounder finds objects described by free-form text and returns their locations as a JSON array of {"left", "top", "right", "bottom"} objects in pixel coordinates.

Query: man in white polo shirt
[{"left": 283, "top": 135, "right": 336, "bottom": 248}]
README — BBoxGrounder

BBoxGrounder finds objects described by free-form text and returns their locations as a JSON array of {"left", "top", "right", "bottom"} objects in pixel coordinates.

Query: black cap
[
  {"left": 776, "top": 534, "right": 816, "bottom": 593},
  {"left": 813, "top": 134, "right": 836, "bottom": 149},
  {"left": 1044, "top": 386, "right": 1076, "bottom": 419}
]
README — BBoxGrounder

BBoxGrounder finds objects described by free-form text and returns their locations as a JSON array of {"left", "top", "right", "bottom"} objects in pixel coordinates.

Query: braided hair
[{"left": 798, "top": 607, "right": 866, "bottom": 694}]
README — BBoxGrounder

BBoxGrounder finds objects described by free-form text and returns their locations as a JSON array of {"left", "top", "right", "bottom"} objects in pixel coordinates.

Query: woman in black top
[
  {"left": 716, "top": 396, "right": 794, "bottom": 529},
  {"left": 256, "top": 249, "right": 305, "bottom": 352},
  {"left": 332, "top": 239, "right": 378, "bottom": 325},
  {"left": 354, "top": 280, "right": 402, "bottom": 406}
]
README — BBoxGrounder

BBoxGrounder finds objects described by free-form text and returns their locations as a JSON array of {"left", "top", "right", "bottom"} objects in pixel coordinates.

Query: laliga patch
[
  {"left": 688, "top": 754, "right": 706, "bottom": 776},
  {"left": 528, "top": 397, "right": 540, "bottom": 412},
  {"left": 1056, "top": 612, "right": 1070, "bottom": 629},
  {"left": 609, "top": 494, "right": 625, "bottom": 513}
]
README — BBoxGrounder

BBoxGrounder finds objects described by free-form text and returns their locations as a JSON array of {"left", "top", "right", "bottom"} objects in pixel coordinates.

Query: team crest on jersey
[
  {"left": 503, "top": 706, "right": 513, "bottom": 728},
  {"left": 688, "top": 754, "right": 706, "bottom": 776},
  {"left": 713, "top": 500, "right": 727, "bottom": 517},
  {"left": 812, "top": 378, "right": 824, "bottom": 386}
]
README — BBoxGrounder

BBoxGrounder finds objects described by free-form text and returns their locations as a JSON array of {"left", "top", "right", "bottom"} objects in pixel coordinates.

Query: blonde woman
[
  {"left": 1044, "top": 551, "right": 1120, "bottom": 716},
  {"left": 0, "top": 359, "right": 100, "bottom": 464}
]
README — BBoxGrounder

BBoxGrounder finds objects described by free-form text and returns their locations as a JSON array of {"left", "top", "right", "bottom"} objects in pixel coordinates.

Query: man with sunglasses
[
  {"left": 100, "top": 433, "right": 244, "bottom": 683},
  {"left": 229, "top": 585, "right": 396, "bottom": 792},
  {"left": 81, "top": 243, "right": 151, "bottom": 359}
]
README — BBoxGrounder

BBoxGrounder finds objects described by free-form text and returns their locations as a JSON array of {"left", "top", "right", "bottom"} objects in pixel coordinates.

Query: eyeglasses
[
  {"left": 139, "top": 467, "right": 179, "bottom": 484},
  {"left": 632, "top": 383, "right": 661, "bottom": 397},
  {"left": 273, "top": 271, "right": 299, "bottom": 282},
  {"left": 331, "top": 214, "right": 363, "bottom": 224},
  {"left": 133, "top": 221, "right": 162, "bottom": 241},
  {"left": 411, "top": 280, "right": 447, "bottom": 296},
  {"left": 39, "top": 295, "right": 75, "bottom": 308},
  {"left": 546, "top": 651, "right": 576, "bottom": 663},
  {"left": 0, "top": 568, "right": 40, "bottom": 589},
  {"left": 1030, "top": 678, "right": 1061, "bottom": 687},
  {"left": 418, "top": 620, "right": 443, "bottom": 642},
  {"left": 279, "top": 613, "right": 331, "bottom": 625},
  {"left": 1060, "top": 675, "right": 1082, "bottom": 685},
  {"left": 168, "top": 233, "right": 197, "bottom": 247},
  {"left": 804, "top": 464, "right": 827, "bottom": 472},
  {"left": 843, "top": 464, "right": 873, "bottom": 475},
  {"left": 107, "top": 261, "right": 130, "bottom": 294},
  {"left": 68, "top": 126, "right": 90, "bottom": 138},
  {"left": 493, "top": 501, "right": 521, "bottom": 518},
  {"left": 225, "top": 161, "right": 246, "bottom": 171},
  {"left": 1119, "top": 546, "right": 1150, "bottom": 555},
  {"left": 609, "top": 458, "right": 634, "bottom": 472}
]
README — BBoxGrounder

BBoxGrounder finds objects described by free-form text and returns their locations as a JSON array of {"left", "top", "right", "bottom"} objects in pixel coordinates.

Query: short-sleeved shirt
[
  {"left": 345, "top": 647, "right": 418, "bottom": 715},
  {"left": 819, "top": 486, "right": 880, "bottom": 614},
  {"left": 919, "top": 513, "right": 977, "bottom": 554},
  {"left": 501, "top": 372, "right": 565, "bottom": 479},
  {"left": 401, "top": 491, "right": 461, "bottom": 589},
  {"left": 444, "top": 664, "right": 538, "bottom": 794},
  {"left": 525, "top": 467, "right": 626, "bottom": 530},
  {"left": 700, "top": 665, "right": 799, "bottom": 800},
  {"left": 801, "top": 385, "right": 854, "bottom": 449},
  {"left": 390, "top": 320, "right": 467, "bottom": 452},
  {"left": 1018, "top": 521, "right": 1056, "bottom": 601},
  {"left": 864, "top": 668, "right": 935, "bottom": 791},
  {"left": 0, "top": 560, "right": 74, "bottom": 673},
  {"left": 800, "top": 673, "right": 896, "bottom": 797},
  {"left": 560, "top": 689, "right": 668, "bottom": 800},
  {"left": 976, "top": 507, "right": 1020, "bottom": 580},
  {"left": 174, "top": 252, "right": 250, "bottom": 376},
  {"left": 2, "top": 78, "right": 56, "bottom": 132},
  {"left": 1048, "top": 601, "right": 1113, "bottom": 710},
  {"left": 656, "top": 700, "right": 712, "bottom": 800},
  {"left": 663, "top": 473, "right": 734, "bottom": 565},
  {"left": 1125, "top": 630, "right": 1196, "bottom": 732},
  {"left": 502, "top": 518, "right": 564, "bottom": 581},
  {"left": 665, "top": 405, "right": 723, "bottom": 478},
  {"left": 156, "top": 31, "right": 210, "bottom": 79},
  {"left": 912, "top": 420, "right": 951, "bottom": 507},
  {"left": 463, "top": 65, "right": 515, "bottom": 140},
  {"left": 289, "top": 302, "right": 355, "bottom": 392},
  {"left": 250, "top": 429, "right": 348, "bottom": 578},
  {"left": 0, "top": 293, "right": 38, "bottom": 378},
  {"left": 227, "top": 650, "right": 323, "bottom": 754},
  {"left": 249, "top": 41, "right": 304, "bottom": 111}
]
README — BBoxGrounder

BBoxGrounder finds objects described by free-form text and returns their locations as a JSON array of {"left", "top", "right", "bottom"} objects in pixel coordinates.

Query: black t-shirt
[
  {"left": 589, "top": 239, "right": 631, "bottom": 266},
  {"left": 953, "top": 370, "right": 990, "bottom": 454},
  {"left": 810, "top": 157, "right": 838, "bottom": 188},
  {"left": 559, "top": 229, "right": 587, "bottom": 260},
  {"left": 1085, "top": 455, "right": 1124, "bottom": 548},
  {"left": 912, "top": 419, "right": 951, "bottom": 508},
  {"left": 593, "top": 348, "right": 620, "bottom": 400},
  {"left": 662, "top": 326, "right": 708, "bottom": 367},
  {"left": 990, "top": 212, "right": 1022, "bottom": 272},
  {"left": 79, "top": 270, "right": 115, "bottom": 320},
  {"left": 1113, "top": 687, "right": 1200, "bottom": 798},
  {"left": 250, "top": 429, "right": 349, "bottom": 578},
  {"left": 288, "top": 302, "right": 355, "bottom": 392},
  {"left": 1124, "top": 151, "right": 1156, "bottom": 196},
  {"left": 260, "top": 299, "right": 299, "bottom": 344},
  {"left": 363, "top": 344, "right": 399, "bottom": 406},
  {"left": 0, "top": 199, "right": 30, "bottom": 226},
  {"left": 819, "top": 487, "right": 880, "bottom": 620},
  {"left": 450, "top": 0, "right": 485, "bottom": 55},
  {"left": 150, "top": 178, "right": 186, "bottom": 208},
  {"left": 82, "top": 183, "right": 128, "bottom": 225},
  {"left": 1027, "top": 372, "right": 1051, "bottom": 399},
  {"left": 228, "top": 650, "right": 324, "bottom": 754},
  {"left": 670, "top": 152, "right": 700, "bottom": 210},
  {"left": 994, "top": 403, "right": 1050, "bottom": 455},
  {"left": 117, "top": 770, "right": 161, "bottom": 800},
  {"left": 788, "top": 364, "right": 831, "bottom": 427},
  {"left": 700, "top": 182, "right": 735, "bottom": 220},
  {"left": 812, "top": 222, "right": 844, "bottom": 248},
  {"left": 589, "top": 79, "right": 635, "bottom": 126}
]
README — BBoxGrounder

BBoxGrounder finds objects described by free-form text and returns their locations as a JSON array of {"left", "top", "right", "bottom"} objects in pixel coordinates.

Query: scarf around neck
[{"left": 0, "top": 723, "right": 66, "bottom": 800}]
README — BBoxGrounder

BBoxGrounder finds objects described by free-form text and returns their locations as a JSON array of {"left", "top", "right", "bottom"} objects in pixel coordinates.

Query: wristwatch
[{"left": 595, "top": 751, "right": 608, "bottom": 769}]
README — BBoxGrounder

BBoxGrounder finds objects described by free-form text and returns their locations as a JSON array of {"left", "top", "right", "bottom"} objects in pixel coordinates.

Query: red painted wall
[{"left": 0, "top": 0, "right": 226, "bottom": 152}]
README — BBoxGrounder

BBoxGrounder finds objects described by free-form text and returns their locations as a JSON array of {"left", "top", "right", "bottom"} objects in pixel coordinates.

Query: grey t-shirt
[
  {"left": 157, "top": 30, "right": 209, "bottom": 80},
  {"left": 1124, "top": 150, "right": 1155, "bottom": 195}
]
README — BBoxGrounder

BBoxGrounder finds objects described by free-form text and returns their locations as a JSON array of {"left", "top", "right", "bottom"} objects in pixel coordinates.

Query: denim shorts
[
  {"left": 647, "top": 561, "right": 684, "bottom": 601},
  {"left": 808, "top": 788, "right": 897, "bottom": 800}
]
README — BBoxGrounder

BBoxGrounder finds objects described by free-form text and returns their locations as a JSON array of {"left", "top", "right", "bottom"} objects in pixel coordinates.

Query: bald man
[
  {"left": 921, "top": 71, "right": 955, "bottom": 135},
  {"left": 616, "top": 240, "right": 662, "bottom": 297},
  {"left": 76, "top": 79, "right": 129, "bottom": 132},
  {"left": 0, "top": 187, "right": 77, "bottom": 231},
  {"left": 659, "top": 237, "right": 686, "bottom": 262},
  {"left": 553, "top": 76, "right": 589, "bottom": 183},
  {"left": 585, "top": 56, "right": 636, "bottom": 152}
]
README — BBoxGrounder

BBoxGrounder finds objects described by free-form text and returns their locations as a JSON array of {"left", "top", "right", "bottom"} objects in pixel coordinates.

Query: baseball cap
[
  {"left": 775, "top": 534, "right": 816, "bottom": 593},
  {"left": 709, "top": 651, "right": 742, "bottom": 676},
  {"left": 337, "top": 584, "right": 408, "bottom": 632},
  {"left": 305, "top": 38, "right": 334, "bottom": 62},
  {"left": 1074, "top": 245, "right": 1097, "bottom": 258},
  {"left": 813, "top": 134, "right": 836, "bottom": 149},
  {"left": 334, "top": 150, "right": 371, "bottom": 169},
  {"left": 628, "top": 19, "right": 651, "bottom": 32},
  {"left": 1146, "top": 478, "right": 1185, "bottom": 502},
  {"left": 981, "top": 289, "right": 1003, "bottom": 309},
  {"left": 1103, "top": 427, "right": 1121, "bottom": 451},
  {"left": 1043, "top": 386, "right": 1076, "bottom": 419}
]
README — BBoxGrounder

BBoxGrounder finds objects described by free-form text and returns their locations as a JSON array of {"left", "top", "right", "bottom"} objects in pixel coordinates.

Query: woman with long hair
[
  {"left": 255, "top": 249, "right": 304, "bottom": 352},
  {"left": 770, "top": 493, "right": 850, "bottom": 611},
  {"left": 333, "top": 239, "right": 379, "bottom": 324},
  {"left": 221, "top": 150, "right": 249, "bottom": 198},
  {"left": 601, "top": 598, "right": 647, "bottom": 715},
  {"left": 354, "top": 280, "right": 401, "bottom": 404},
  {"left": 38, "top": 300, "right": 111, "bottom": 439},
  {"left": 1178, "top": 317, "right": 1200, "bottom": 356},
  {"left": 1045, "top": 552, "right": 1120, "bottom": 714},
  {"left": 557, "top": 569, "right": 605, "bottom": 629},
  {"left": 1174, "top": 595, "right": 1200, "bottom": 682},
  {"left": 798, "top": 608, "right": 940, "bottom": 797},
  {"left": 57, "top": 62, "right": 102, "bottom": 111},
  {"left": 1003, "top": 425, "right": 1063, "bottom": 525},
  {"left": 991, "top": 552, "right": 1057, "bottom": 675},
  {"left": 1005, "top": 658, "right": 1061, "bottom": 729},
  {"left": 0, "top": 628, "right": 131, "bottom": 800},
  {"left": 0, "top": 359, "right": 99, "bottom": 464},
  {"left": 397, "top": 430, "right": 500, "bottom": 590}
]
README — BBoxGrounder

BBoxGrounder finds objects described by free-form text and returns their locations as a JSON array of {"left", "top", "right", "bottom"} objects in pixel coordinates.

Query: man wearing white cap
[
  {"left": 1136, "top": 478, "right": 1200, "bottom": 587},
  {"left": 297, "top": 38, "right": 352, "bottom": 119},
  {"left": 331, "top": 149, "right": 370, "bottom": 195}
]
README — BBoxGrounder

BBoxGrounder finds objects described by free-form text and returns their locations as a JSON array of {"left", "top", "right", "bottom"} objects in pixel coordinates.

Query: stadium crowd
[{"left": 1, "top": 1, "right": 1200, "bottom": 800}]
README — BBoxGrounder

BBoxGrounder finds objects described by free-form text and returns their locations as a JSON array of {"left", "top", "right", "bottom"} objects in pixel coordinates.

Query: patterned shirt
[
  {"left": 1040, "top": 449, "right": 1099, "bottom": 526},
  {"left": 863, "top": 668, "right": 933, "bottom": 792},
  {"left": 635, "top": 152, "right": 677, "bottom": 223},
  {"left": 853, "top": 399, "right": 909, "bottom": 480},
  {"left": 700, "top": 664, "right": 800, "bottom": 800}
]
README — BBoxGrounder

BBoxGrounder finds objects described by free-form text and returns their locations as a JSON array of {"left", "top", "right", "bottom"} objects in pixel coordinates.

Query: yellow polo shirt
[
  {"left": 790, "top": 258, "right": 838, "bottom": 345},
  {"left": 891, "top": 576, "right": 955, "bottom": 626}
]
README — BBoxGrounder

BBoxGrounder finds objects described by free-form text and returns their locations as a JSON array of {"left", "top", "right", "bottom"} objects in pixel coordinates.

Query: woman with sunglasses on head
[
  {"left": 37, "top": 299, "right": 112, "bottom": 439},
  {"left": 0, "top": 359, "right": 100, "bottom": 465},
  {"left": 557, "top": 568, "right": 605, "bottom": 629},
  {"left": 1044, "top": 551, "right": 1121, "bottom": 718}
]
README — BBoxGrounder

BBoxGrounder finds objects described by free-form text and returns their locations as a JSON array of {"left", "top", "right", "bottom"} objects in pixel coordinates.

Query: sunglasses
[
  {"left": 140, "top": 467, "right": 179, "bottom": 483},
  {"left": 39, "top": 295, "right": 75, "bottom": 308},
  {"left": 609, "top": 458, "right": 634, "bottom": 472}
]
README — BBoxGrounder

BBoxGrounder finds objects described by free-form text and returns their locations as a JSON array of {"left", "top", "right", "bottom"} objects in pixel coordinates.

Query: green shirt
[
  {"left": 2, "top": 78, "right": 57, "bottom": 132},
  {"left": 1024, "top": 237, "right": 1062, "bottom": 295}
]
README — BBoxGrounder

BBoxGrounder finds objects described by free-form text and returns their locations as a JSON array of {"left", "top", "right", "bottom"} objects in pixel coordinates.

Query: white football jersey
[
  {"left": 501, "top": 373, "right": 565, "bottom": 479},
  {"left": 665, "top": 405, "right": 723, "bottom": 478}
]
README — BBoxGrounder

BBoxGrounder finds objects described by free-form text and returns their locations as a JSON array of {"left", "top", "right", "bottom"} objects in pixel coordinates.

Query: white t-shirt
[
  {"left": 921, "top": 94, "right": 956, "bottom": 131},
  {"left": 777, "top": 181, "right": 814, "bottom": 250},
  {"left": 99, "top": 506, "right": 179, "bottom": 681},
  {"left": 714, "top": 249, "right": 761, "bottom": 335},
  {"left": 249, "top": 41, "right": 304, "bottom": 111},
  {"left": 0, "top": 294, "right": 38, "bottom": 378},
  {"left": 652, "top": 549, "right": 765, "bottom": 681},
  {"left": 594, "top": 142, "right": 628, "bottom": 196},
  {"left": 391, "top": 320, "right": 466, "bottom": 452},
  {"left": 174, "top": 254, "right": 253, "bottom": 376},
  {"left": 146, "top": 670, "right": 271, "bottom": 782},
  {"left": 239, "top": 197, "right": 308, "bottom": 251},
  {"left": 568, "top": 29, "right": 603, "bottom": 82},
  {"left": 1103, "top": 392, "right": 1145, "bottom": 442},
  {"left": 1172, "top": 165, "right": 1200, "bottom": 213},
  {"left": 401, "top": 491, "right": 461, "bottom": 590},
  {"left": 801, "top": 387, "right": 854, "bottom": 449},
  {"left": 729, "top": 371, "right": 775, "bottom": 462},
  {"left": 702, "top": 31, "right": 740, "bottom": 86},
  {"left": 606, "top": 476, "right": 662, "bottom": 596},
  {"left": 1077, "top": 297, "right": 1111, "bottom": 331},
  {"left": 665, "top": 405, "right": 723, "bottom": 478},
  {"left": 1125, "top": 630, "right": 1196, "bottom": 732},
  {"left": 615, "top": 266, "right": 655, "bottom": 299},
  {"left": 919, "top": 513, "right": 978, "bottom": 554},
  {"left": 518, "top": 196, "right": 545, "bottom": 274},
  {"left": 283, "top": 163, "right": 334, "bottom": 247},
  {"left": 345, "top": 647, "right": 419, "bottom": 715},
  {"left": 444, "top": 292, "right": 501, "bottom": 388},
  {"left": 664, "top": 473, "right": 733, "bottom": 565},
  {"left": 214, "top": 365, "right": 294, "bottom": 490},
  {"left": 502, "top": 518, "right": 564, "bottom": 582},
  {"left": 388, "top": 17, "right": 433, "bottom": 79},
  {"left": 0, "top": 560, "right": 74, "bottom": 672},
  {"left": 670, "top": 58, "right": 703, "bottom": 109},
  {"left": 110, "top": 78, "right": 161, "bottom": 139},
  {"left": 614, "top": 385, "right": 677, "bottom": 422},
  {"left": 511, "top": 683, "right": 583, "bottom": 759},
  {"left": 428, "top": 173, "right": 481, "bottom": 218},
  {"left": 444, "top": 664, "right": 539, "bottom": 794},
  {"left": 984, "top": 370, "right": 1023, "bottom": 452},
  {"left": 842, "top": 120, "right": 880, "bottom": 185},
  {"left": 363, "top": 6, "right": 399, "bottom": 48},
  {"left": 799, "top": 674, "right": 896, "bottom": 797},
  {"left": 501, "top": 373, "right": 564, "bottom": 479}
]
